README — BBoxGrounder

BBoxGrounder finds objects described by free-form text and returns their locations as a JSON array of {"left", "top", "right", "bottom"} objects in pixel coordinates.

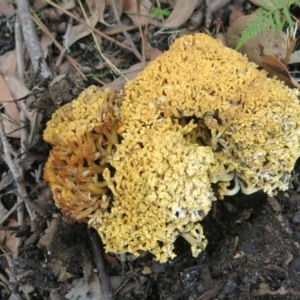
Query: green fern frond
[
  {"left": 259, "top": 0, "right": 275, "bottom": 10},
  {"left": 236, "top": 0, "right": 299, "bottom": 51},
  {"left": 282, "top": 5, "right": 294, "bottom": 30},
  {"left": 236, "top": 12, "right": 269, "bottom": 50},
  {"left": 273, "top": 9, "right": 283, "bottom": 30}
]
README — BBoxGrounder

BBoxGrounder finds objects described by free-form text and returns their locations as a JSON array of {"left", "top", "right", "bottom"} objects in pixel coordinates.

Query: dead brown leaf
[
  {"left": 123, "top": 0, "right": 152, "bottom": 26},
  {"left": 38, "top": 218, "right": 59, "bottom": 251},
  {"left": 260, "top": 54, "right": 300, "bottom": 89},
  {"left": 0, "top": 75, "right": 20, "bottom": 128},
  {"left": 0, "top": 50, "right": 17, "bottom": 74},
  {"left": 5, "top": 218, "right": 18, "bottom": 253},
  {"left": 41, "top": 32, "right": 57, "bottom": 58},
  {"left": 4, "top": 74, "right": 32, "bottom": 121},
  {"left": 62, "top": 0, "right": 75, "bottom": 10},
  {"left": 104, "top": 253, "right": 121, "bottom": 267},
  {"left": 150, "top": 48, "right": 163, "bottom": 61},
  {"left": 103, "top": 62, "right": 149, "bottom": 91},
  {"left": 33, "top": 0, "right": 48, "bottom": 10},
  {"left": 1, "top": 118, "right": 20, "bottom": 138},
  {"left": 67, "top": 0, "right": 102, "bottom": 47},
  {"left": 162, "top": 0, "right": 199, "bottom": 28},
  {"left": 0, "top": 0, "right": 15, "bottom": 17},
  {"left": 86, "top": 0, "right": 108, "bottom": 24}
]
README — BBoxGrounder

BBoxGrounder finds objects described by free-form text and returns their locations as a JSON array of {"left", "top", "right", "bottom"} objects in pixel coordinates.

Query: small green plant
[
  {"left": 149, "top": 7, "right": 171, "bottom": 20},
  {"left": 87, "top": 71, "right": 116, "bottom": 80},
  {"left": 236, "top": 0, "right": 300, "bottom": 50}
]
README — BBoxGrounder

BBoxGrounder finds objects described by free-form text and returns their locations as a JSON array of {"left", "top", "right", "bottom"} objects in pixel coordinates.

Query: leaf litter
[{"left": 1, "top": 0, "right": 300, "bottom": 299}]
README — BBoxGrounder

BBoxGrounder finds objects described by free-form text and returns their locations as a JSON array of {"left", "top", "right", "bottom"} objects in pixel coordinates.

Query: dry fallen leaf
[
  {"left": 86, "top": 0, "right": 108, "bottom": 25},
  {"left": 41, "top": 32, "right": 57, "bottom": 59},
  {"left": 260, "top": 54, "right": 300, "bottom": 89},
  {"left": 33, "top": 0, "right": 48, "bottom": 10},
  {"left": 251, "top": 283, "right": 288, "bottom": 296},
  {"left": 0, "top": 0, "right": 15, "bottom": 17},
  {"left": 104, "top": 253, "right": 121, "bottom": 267},
  {"left": 1, "top": 118, "right": 20, "bottom": 138},
  {"left": 162, "top": 0, "right": 199, "bottom": 28},
  {"left": 123, "top": 0, "right": 152, "bottom": 26},
  {"left": 62, "top": 0, "right": 75, "bottom": 10},
  {"left": 0, "top": 75, "right": 20, "bottom": 137},
  {"left": 0, "top": 50, "right": 17, "bottom": 74},
  {"left": 4, "top": 74, "right": 32, "bottom": 122},
  {"left": 103, "top": 62, "right": 149, "bottom": 91},
  {"left": 5, "top": 218, "right": 18, "bottom": 253},
  {"left": 67, "top": 0, "right": 101, "bottom": 47}
]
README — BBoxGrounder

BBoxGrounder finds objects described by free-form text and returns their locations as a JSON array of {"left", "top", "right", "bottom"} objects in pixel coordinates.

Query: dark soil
[
  {"left": 2, "top": 1, "right": 300, "bottom": 300},
  {"left": 9, "top": 174, "right": 300, "bottom": 299}
]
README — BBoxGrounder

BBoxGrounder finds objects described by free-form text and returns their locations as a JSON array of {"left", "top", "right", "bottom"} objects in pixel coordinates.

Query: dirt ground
[
  {"left": 8, "top": 166, "right": 300, "bottom": 299},
  {"left": 1, "top": 0, "right": 300, "bottom": 299}
]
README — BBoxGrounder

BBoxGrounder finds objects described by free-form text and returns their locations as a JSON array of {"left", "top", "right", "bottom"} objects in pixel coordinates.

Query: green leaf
[
  {"left": 236, "top": 0, "right": 298, "bottom": 51},
  {"left": 236, "top": 14, "right": 266, "bottom": 50},
  {"left": 150, "top": 7, "right": 171, "bottom": 20},
  {"left": 282, "top": 5, "right": 294, "bottom": 30}
]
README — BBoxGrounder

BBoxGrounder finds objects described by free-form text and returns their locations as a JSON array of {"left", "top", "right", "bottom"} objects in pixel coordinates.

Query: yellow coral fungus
[
  {"left": 44, "top": 86, "right": 120, "bottom": 222},
  {"left": 91, "top": 119, "right": 215, "bottom": 262},
  {"left": 44, "top": 34, "right": 300, "bottom": 263},
  {"left": 121, "top": 33, "right": 300, "bottom": 197}
]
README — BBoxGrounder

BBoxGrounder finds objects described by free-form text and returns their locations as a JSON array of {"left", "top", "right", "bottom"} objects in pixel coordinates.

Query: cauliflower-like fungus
[
  {"left": 44, "top": 33, "right": 300, "bottom": 263},
  {"left": 90, "top": 119, "right": 215, "bottom": 262},
  {"left": 44, "top": 86, "right": 120, "bottom": 222},
  {"left": 121, "top": 33, "right": 300, "bottom": 197}
]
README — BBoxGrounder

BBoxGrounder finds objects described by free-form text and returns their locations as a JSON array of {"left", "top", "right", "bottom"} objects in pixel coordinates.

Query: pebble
[
  {"left": 151, "top": 261, "right": 166, "bottom": 273},
  {"left": 292, "top": 214, "right": 300, "bottom": 225},
  {"left": 290, "top": 257, "right": 300, "bottom": 271},
  {"left": 242, "top": 242, "right": 255, "bottom": 255},
  {"left": 223, "top": 278, "right": 237, "bottom": 294},
  {"left": 294, "top": 231, "right": 300, "bottom": 241}
]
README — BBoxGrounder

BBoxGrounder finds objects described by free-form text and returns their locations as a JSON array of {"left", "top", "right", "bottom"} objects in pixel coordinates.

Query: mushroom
[{"left": 43, "top": 86, "right": 121, "bottom": 221}]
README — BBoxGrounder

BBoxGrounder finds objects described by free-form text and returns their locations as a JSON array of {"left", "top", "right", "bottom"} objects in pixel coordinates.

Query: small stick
[
  {"left": 0, "top": 201, "right": 24, "bottom": 226},
  {"left": 0, "top": 115, "right": 46, "bottom": 218},
  {"left": 45, "top": 0, "right": 139, "bottom": 58},
  {"left": 89, "top": 228, "right": 114, "bottom": 300},
  {"left": 204, "top": 0, "right": 212, "bottom": 28},
  {"left": 17, "top": 0, "right": 51, "bottom": 78},
  {"left": 283, "top": 22, "right": 298, "bottom": 65},
  {"left": 111, "top": 0, "right": 142, "bottom": 61},
  {"left": 31, "top": 12, "right": 87, "bottom": 81}
]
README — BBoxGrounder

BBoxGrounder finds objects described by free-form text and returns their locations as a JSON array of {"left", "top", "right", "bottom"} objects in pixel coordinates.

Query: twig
[
  {"left": 89, "top": 228, "right": 114, "bottom": 300},
  {"left": 17, "top": 0, "right": 51, "bottom": 78},
  {"left": 31, "top": 12, "right": 87, "bottom": 81},
  {"left": 14, "top": 16, "right": 29, "bottom": 254},
  {"left": 0, "top": 115, "right": 45, "bottom": 218},
  {"left": 0, "top": 201, "right": 24, "bottom": 226},
  {"left": 15, "top": 16, "right": 25, "bottom": 79},
  {"left": 45, "top": 0, "right": 140, "bottom": 59},
  {"left": 204, "top": 0, "right": 212, "bottom": 28},
  {"left": 78, "top": 0, "right": 128, "bottom": 81},
  {"left": 13, "top": 191, "right": 45, "bottom": 216},
  {"left": 137, "top": 0, "right": 147, "bottom": 67},
  {"left": 283, "top": 21, "right": 298, "bottom": 65},
  {"left": 111, "top": 0, "right": 142, "bottom": 62},
  {"left": 56, "top": 18, "right": 73, "bottom": 67}
]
